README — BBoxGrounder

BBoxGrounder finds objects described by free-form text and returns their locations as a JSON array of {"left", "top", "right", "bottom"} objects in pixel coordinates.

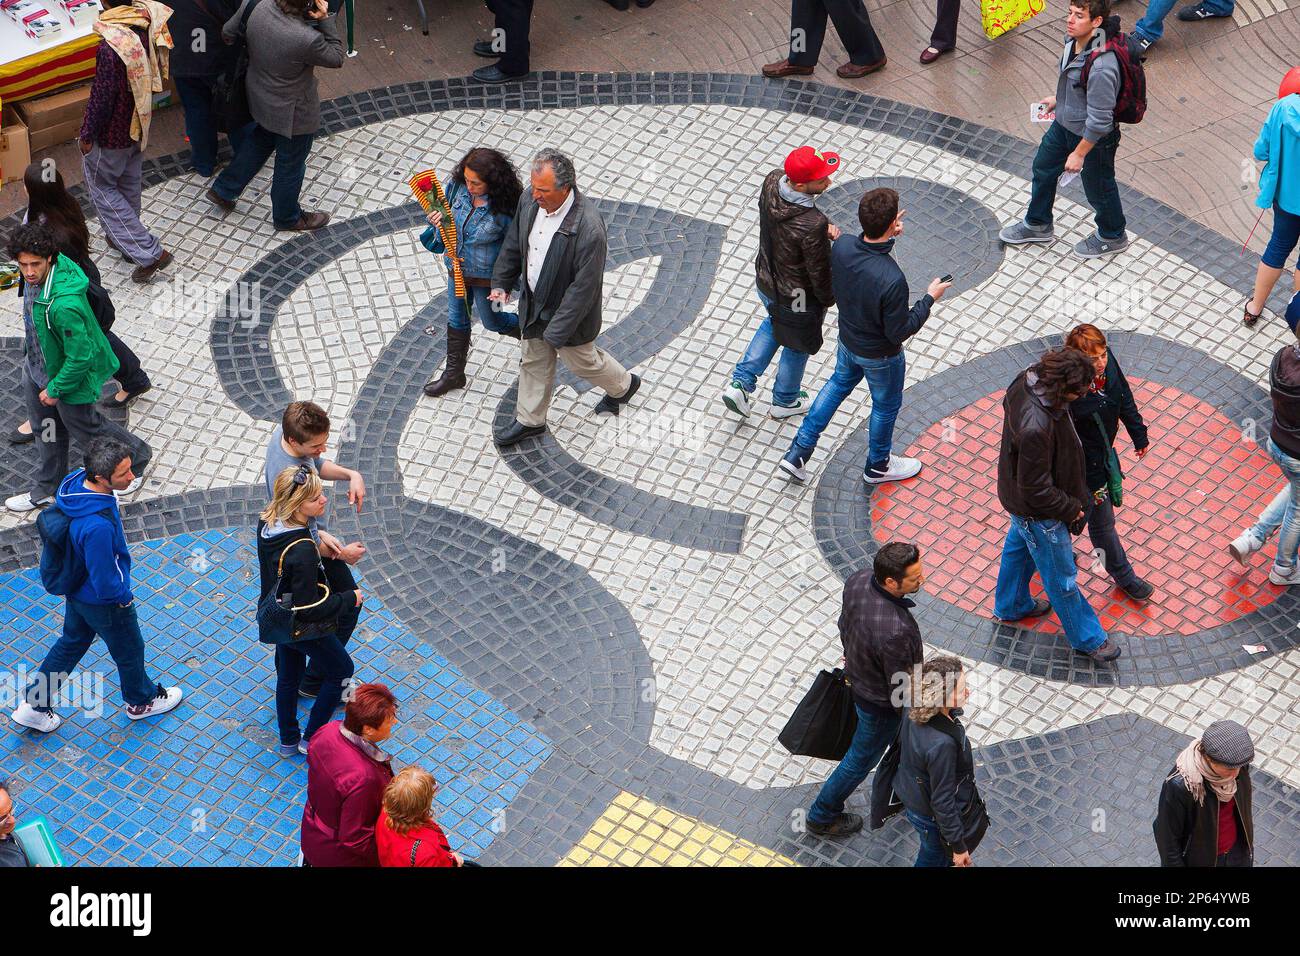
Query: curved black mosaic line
[
  {"left": 819, "top": 175, "right": 1005, "bottom": 296},
  {"left": 812, "top": 331, "right": 1293, "bottom": 687}
]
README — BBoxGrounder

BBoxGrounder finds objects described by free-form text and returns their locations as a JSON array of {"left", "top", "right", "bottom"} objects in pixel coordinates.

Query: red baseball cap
[
  {"left": 1280, "top": 66, "right": 1300, "bottom": 99},
  {"left": 784, "top": 146, "right": 841, "bottom": 184}
]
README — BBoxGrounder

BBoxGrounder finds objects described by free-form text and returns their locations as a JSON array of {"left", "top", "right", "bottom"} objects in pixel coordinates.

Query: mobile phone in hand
[{"left": 940, "top": 274, "right": 953, "bottom": 283}]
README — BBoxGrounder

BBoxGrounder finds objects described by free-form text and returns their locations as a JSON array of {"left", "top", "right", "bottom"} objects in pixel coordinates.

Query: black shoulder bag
[
  {"left": 758, "top": 208, "right": 827, "bottom": 355},
  {"left": 214, "top": 0, "right": 263, "bottom": 134},
  {"left": 256, "top": 537, "right": 338, "bottom": 644}
]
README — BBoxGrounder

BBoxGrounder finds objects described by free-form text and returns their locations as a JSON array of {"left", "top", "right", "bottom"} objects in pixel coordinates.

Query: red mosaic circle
[{"left": 872, "top": 380, "right": 1286, "bottom": 637}]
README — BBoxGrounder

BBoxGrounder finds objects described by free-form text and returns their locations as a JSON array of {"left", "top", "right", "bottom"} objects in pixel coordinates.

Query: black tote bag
[{"left": 778, "top": 668, "right": 858, "bottom": 760}]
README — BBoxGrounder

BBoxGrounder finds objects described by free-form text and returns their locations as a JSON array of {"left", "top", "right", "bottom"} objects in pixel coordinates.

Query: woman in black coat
[
  {"left": 892, "top": 656, "right": 988, "bottom": 867},
  {"left": 9, "top": 162, "right": 153, "bottom": 444},
  {"left": 1066, "top": 324, "right": 1153, "bottom": 601},
  {"left": 257, "top": 464, "right": 361, "bottom": 756}
]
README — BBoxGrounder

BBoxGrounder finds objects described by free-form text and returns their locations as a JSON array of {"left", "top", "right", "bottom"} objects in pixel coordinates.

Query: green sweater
[{"left": 30, "top": 254, "right": 118, "bottom": 405}]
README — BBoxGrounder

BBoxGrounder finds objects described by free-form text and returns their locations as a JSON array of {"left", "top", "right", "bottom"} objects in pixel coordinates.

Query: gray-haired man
[{"left": 489, "top": 149, "right": 642, "bottom": 447}]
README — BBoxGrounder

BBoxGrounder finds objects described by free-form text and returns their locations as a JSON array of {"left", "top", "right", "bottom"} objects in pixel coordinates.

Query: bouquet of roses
[{"left": 408, "top": 168, "right": 470, "bottom": 318}]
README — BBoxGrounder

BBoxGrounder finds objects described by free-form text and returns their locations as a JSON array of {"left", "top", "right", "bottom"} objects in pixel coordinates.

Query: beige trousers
[{"left": 515, "top": 337, "right": 633, "bottom": 426}]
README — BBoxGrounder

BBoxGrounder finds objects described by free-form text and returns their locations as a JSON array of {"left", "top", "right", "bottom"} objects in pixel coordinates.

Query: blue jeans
[
  {"left": 213, "top": 125, "right": 315, "bottom": 229},
  {"left": 1025, "top": 121, "right": 1126, "bottom": 242},
  {"left": 25, "top": 599, "right": 161, "bottom": 709},
  {"left": 173, "top": 75, "right": 249, "bottom": 177},
  {"left": 448, "top": 279, "right": 519, "bottom": 335},
  {"left": 993, "top": 515, "right": 1107, "bottom": 653},
  {"left": 274, "top": 635, "right": 354, "bottom": 746},
  {"left": 731, "top": 289, "right": 810, "bottom": 407},
  {"left": 1246, "top": 484, "right": 1290, "bottom": 545},
  {"left": 905, "top": 809, "right": 953, "bottom": 867},
  {"left": 1135, "top": 0, "right": 1234, "bottom": 41},
  {"left": 904, "top": 811, "right": 956, "bottom": 868},
  {"left": 1262, "top": 205, "right": 1300, "bottom": 270},
  {"left": 807, "top": 705, "right": 901, "bottom": 825},
  {"left": 1267, "top": 438, "right": 1300, "bottom": 571},
  {"left": 794, "top": 345, "right": 905, "bottom": 473}
]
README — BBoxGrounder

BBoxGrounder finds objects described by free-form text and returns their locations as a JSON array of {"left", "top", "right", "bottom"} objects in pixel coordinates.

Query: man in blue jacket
[
  {"left": 10, "top": 439, "right": 182, "bottom": 734},
  {"left": 780, "top": 188, "right": 950, "bottom": 485},
  {"left": 999, "top": 0, "right": 1128, "bottom": 260}
]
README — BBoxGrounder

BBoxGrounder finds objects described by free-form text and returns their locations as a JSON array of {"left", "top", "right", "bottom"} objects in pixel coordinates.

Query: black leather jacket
[
  {"left": 1153, "top": 769, "right": 1254, "bottom": 867},
  {"left": 998, "top": 369, "right": 1090, "bottom": 525},
  {"left": 753, "top": 170, "right": 834, "bottom": 310},
  {"left": 892, "top": 711, "right": 983, "bottom": 854}
]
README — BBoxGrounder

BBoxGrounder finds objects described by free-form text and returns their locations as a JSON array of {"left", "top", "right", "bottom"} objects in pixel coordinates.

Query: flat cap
[{"left": 1201, "top": 720, "right": 1254, "bottom": 768}]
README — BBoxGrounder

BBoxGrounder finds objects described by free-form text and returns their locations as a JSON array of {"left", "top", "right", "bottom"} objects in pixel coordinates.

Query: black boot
[{"left": 423, "top": 326, "right": 471, "bottom": 397}]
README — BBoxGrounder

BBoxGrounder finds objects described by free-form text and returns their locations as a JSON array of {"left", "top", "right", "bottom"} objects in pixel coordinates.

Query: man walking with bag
[
  {"left": 721, "top": 146, "right": 839, "bottom": 423},
  {"left": 489, "top": 149, "right": 642, "bottom": 447},
  {"left": 803, "top": 542, "right": 925, "bottom": 837}
]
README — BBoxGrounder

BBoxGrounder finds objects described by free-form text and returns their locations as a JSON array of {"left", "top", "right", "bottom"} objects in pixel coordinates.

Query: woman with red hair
[
  {"left": 300, "top": 682, "right": 398, "bottom": 867},
  {"left": 1064, "top": 324, "right": 1153, "bottom": 601}
]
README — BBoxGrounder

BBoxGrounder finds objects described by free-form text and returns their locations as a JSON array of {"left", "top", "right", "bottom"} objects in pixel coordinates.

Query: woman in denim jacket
[{"left": 420, "top": 148, "right": 523, "bottom": 397}]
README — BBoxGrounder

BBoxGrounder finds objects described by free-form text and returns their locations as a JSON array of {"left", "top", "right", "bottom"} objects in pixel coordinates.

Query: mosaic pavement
[{"left": 1, "top": 73, "right": 1299, "bottom": 866}]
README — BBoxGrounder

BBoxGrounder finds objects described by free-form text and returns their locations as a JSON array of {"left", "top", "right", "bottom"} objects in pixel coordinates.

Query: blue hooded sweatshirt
[{"left": 55, "top": 469, "right": 132, "bottom": 606}]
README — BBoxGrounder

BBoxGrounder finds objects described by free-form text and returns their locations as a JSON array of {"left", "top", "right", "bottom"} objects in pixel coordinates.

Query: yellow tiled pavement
[{"left": 560, "top": 791, "right": 798, "bottom": 867}]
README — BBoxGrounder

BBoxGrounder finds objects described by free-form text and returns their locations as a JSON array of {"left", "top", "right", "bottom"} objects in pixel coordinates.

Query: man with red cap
[
  {"left": 721, "top": 146, "right": 841, "bottom": 422},
  {"left": 762, "top": 0, "right": 886, "bottom": 80}
]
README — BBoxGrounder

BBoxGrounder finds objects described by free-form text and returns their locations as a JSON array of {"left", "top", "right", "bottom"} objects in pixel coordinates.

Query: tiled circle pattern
[{"left": 872, "top": 383, "right": 1285, "bottom": 637}]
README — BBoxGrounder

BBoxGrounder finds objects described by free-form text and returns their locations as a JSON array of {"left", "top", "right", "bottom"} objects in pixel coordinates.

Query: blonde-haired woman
[
  {"left": 893, "top": 656, "right": 988, "bottom": 867},
  {"left": 375, "top": 767, "right": 472, "bottom": 867},
  {"left": 257, "top": 464, "right": 362, "bottom": 757}
]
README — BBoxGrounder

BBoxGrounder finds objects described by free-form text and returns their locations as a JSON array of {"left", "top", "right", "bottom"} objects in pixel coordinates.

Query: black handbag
[
  {"left": 758, "top": 207, "right": 827, "bottom": 355},
  {"left": 256, "top": 537, "right": 337, "bottom": 644},
  {"left": 213, "top": 0, "right": 263, "bottom": 134},
  {"left": 778, "top": 668, "right": 858, "bottom": 760},
  {"left": 931, "top": 717, "right": 990, "bottom": 855}
]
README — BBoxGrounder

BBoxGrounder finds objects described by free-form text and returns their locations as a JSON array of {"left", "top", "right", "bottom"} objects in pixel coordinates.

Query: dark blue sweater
[{"left": 831, "top": 236, "right": 933, "bottom": 359}]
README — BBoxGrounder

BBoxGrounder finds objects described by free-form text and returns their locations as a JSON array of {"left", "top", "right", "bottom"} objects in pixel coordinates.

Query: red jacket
[
  {"left": 375, "top": 809, "right": 458, "bottom": 867},
  {"left": 301, "top": 722, "right": 394, "bottom": 867}
]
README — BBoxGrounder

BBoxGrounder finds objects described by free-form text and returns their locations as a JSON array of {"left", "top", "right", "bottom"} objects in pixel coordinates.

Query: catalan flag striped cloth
[
  {"left": 408, "top": 168, "right": 470, "bottom": 317},
  {"left": 0, "top": 33, "right": 99, "bottom": 104}
]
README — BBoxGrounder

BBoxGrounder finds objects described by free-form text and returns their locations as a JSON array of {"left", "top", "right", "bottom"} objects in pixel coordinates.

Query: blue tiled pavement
[{"left": 0, "top": 528, "right": 551, "bottom": 866}]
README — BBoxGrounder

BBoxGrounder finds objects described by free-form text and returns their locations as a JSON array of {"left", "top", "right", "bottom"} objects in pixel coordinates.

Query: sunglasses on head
[{"left": 293, "top": 464, "right": 311, "bottom": 486}]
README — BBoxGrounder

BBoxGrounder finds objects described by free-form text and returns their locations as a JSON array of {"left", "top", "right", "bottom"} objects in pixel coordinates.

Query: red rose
[{"left": 415, "top": 174, "right": 434, "bottom": 192}]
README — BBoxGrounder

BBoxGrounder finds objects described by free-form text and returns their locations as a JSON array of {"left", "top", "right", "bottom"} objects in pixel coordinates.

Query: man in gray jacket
[
  {"left": 489, "top": 149, "right": 642, "bottom": 447},
  {"left": 206, "top": 0, "right": 344, "bottom": 231},
  {"left": 999, "top": 0, "right": 1128, "bottom": 260}
]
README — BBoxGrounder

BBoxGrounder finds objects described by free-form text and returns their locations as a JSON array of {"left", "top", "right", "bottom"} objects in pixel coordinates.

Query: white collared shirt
[{"left": 526, "top": 189, "right": 576, "bottom": 292}]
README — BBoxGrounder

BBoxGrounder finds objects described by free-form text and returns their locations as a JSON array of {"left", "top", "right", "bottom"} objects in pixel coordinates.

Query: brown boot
[
  {"left": 762, "top": 58, "right": 814, "bottom": 78},
  {"left": 131, "top": 249, "right": 173, "bottom": 284},
  {"left": 423, "top": 326, "right": 471, "bottom": 397}
]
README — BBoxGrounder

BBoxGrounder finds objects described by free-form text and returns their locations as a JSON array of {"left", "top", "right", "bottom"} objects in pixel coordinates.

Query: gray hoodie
[{"left": 1054, "top": 19, "right": 1120, "bottom": 145}]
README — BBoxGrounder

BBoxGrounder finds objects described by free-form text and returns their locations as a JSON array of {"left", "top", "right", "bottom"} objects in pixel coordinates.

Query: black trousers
[
  {"left": 929, "top": 0, "right": 960, "bottom": 50},
  {"left": 1086, "top": 493, "right": 1139, "bottom": 590},
  {"left": 486, "top": 0, "right": 534, "bottom": 75},
  {"left": 105, "top": 329, "right": 151, "bottom": 394},
  {"left": 300, "top": 556, "right": 361, "bottom": 692},
  {"left": 787, "top": 0, "right": 885, "bottom": 67}
]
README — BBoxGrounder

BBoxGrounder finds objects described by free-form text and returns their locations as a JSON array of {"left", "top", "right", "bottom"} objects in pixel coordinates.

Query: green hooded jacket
[{"left": 30, "top": 253, "right": 118, "bottom": 405}]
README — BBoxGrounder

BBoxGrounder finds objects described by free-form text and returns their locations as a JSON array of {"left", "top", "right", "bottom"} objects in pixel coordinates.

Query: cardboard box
[
  {"left": 27, "top": 117, "right": 80, "bottom": 152},
  {"left": 0, "top": 107, "right": 31, "bottom": 184},
  {"left": 16, "top": 82, "right": 91, "bottom": 133}
]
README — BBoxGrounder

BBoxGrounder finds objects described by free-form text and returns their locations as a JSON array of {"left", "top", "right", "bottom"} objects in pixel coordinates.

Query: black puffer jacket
[
  {"left": 753, "top": 170, "right": 834, "bottom": 310},
  {"left": 1068, "top": 353, "right": 1148, "bottom": 492},
  {"left": 892, "top": 711, "right": 986, "bottom": 855},
  {"left": 1153, "top": 768, "right": 1253, "bottom": 867},
  {"left": 256, "top": 521, "right": 354, "bottom": 643},
  {"left": 998, "top": 369, "right": 1090, "bottom": 526}
]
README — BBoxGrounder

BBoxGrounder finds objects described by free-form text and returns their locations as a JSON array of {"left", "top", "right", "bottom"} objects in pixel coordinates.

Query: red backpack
[{"left": 1078, "top": 22, "right": 1148, "bottom": 125}]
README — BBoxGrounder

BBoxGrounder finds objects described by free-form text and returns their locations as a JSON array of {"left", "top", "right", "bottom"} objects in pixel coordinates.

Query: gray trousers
[
  {"left": 82, "top": 143, "right": 163, "bottom": 267},
  {"left": 23, "top": 367, "right": 153, "bottom": 500}
]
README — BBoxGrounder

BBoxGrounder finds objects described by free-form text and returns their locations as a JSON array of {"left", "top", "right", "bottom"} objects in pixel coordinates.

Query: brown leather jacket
[
  {"left": 753, "top": 170, "right": 834, "bottom": 309},
  {"left": 997, "top": 369, "right": 1089, "bottom": 526}
]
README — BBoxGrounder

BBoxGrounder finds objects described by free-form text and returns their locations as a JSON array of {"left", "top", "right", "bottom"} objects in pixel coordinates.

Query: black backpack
[{"left": 1078, "top": 18, "right": 1148, "bottom": 125}]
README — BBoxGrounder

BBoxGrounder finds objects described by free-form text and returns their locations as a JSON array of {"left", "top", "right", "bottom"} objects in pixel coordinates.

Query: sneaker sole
[
  {"left": 1000, "top": 234, "right": 1055, "bottom": 245},
  {"left": 127, "top": 695, "right": 183, "bottom": 720},
  {"left": 1075, "top": 245, "right": 1130, "bottom": 260},
  {"left": 11, "top": 711, "right": 62, "bottom": 733},
  {"left": 778, "top": 460, "right": 807, "bottom": 483},
  {"left": 769, "top": 406, "right": 807, "bottom": 420},
  {"left": 863, "top": 465, "right": 923, "bottom": 485},
  {"left": 1227, "top": 542, "right": 1255, "bottom": 567},
  {"left": 722, "top": 395, "right": 750, "bottom": 418}
]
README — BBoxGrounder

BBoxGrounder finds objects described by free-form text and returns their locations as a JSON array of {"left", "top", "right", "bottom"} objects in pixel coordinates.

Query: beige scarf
[
  {"left": 92, "top": 1, "right": 174, "bottom": 149},
  {"left": 1171, "top": 740, "right": 1237, "bottom": 806}
]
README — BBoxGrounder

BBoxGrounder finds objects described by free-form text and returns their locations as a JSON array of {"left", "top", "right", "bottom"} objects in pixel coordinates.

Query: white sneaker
[
  {"left": 1228, "top": 532, "right": 1264, "bottom": 567},
  {"left": 1268, "top": 564, "right": 1300, "bottom": 586},
  {"left": 5, "top": 492, "right": 51, "bottom": 513},
  {"left": 863, "top": 455, "right": 923, "bottom": 484},
  {"left": 11, "top": 702, "right": 63, "bottom": 733},
  {"left": 721, "top": 381, "right": 752, "bottom": 418},
  {"left": 126, "top": 686, "right": 183, "bottom": 720},
  {"left": 769, "top": 391, "right": 810, "bottom": 420}
]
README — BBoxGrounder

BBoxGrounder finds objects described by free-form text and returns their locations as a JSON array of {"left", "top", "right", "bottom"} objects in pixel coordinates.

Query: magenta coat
[{"left": 300, "top": 721, "right": 395, "bottom": 867}]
